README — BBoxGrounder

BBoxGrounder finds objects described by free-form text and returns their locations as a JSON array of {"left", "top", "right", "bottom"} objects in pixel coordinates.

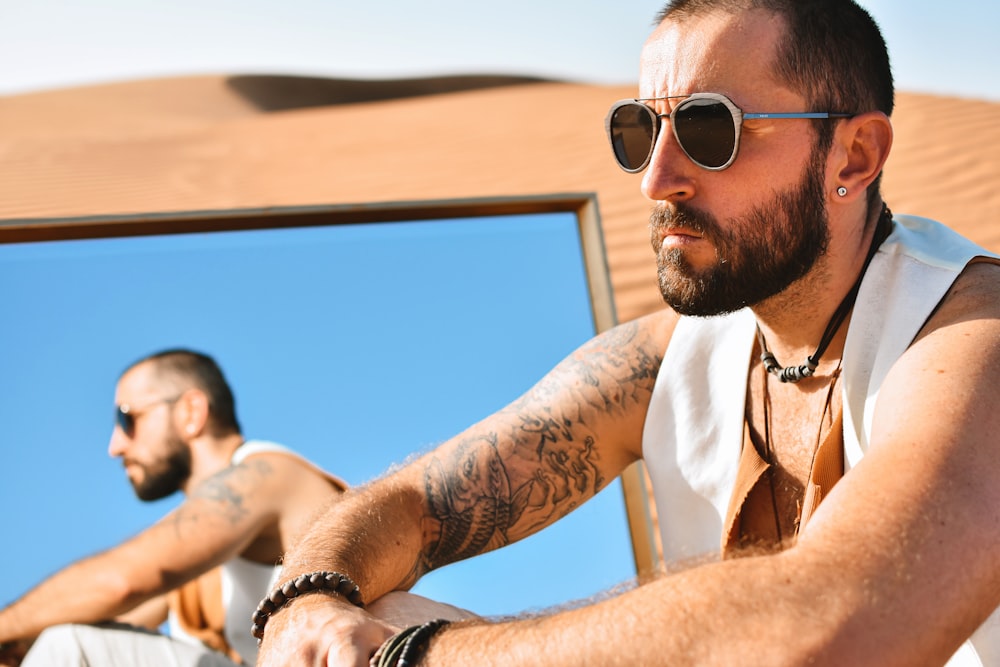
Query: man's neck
[
  {"left": 183, "top": 432, "right": 246, "bottom": 494},
  {"left": 752, "top": 202, "right": 886, "bottom": 373}
]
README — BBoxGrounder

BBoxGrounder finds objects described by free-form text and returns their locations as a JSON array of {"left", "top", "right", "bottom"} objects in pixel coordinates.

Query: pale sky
[{"left": 1, "top": 0, "right": 998, "bottom": 101}]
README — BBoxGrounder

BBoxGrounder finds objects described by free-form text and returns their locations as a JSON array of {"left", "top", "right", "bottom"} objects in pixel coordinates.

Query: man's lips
[
  {"left": 657, "top": 227, "right": 705, "bottom": 248},
  {"left": 662, "top": 227, "right": 702, "bottom": 237}
]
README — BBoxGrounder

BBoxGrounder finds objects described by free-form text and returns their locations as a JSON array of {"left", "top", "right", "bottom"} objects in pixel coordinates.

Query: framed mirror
[{"left": 0, "top": 194, "right": 657, "bottom": 617}]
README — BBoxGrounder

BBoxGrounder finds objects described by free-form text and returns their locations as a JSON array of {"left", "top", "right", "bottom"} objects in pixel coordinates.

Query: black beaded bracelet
[
  {"left": 372, "top": 619, "right": 451, "bottom": 667},
  {"left": 250, "top": 570, "right": 365, "bottom": 643}
]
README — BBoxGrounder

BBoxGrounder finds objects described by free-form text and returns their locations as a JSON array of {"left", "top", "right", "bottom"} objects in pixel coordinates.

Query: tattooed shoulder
[
  {"left": 176, "top": 459, "right": 274, "bottom": 528},
  {"left": 521, "top": 317, "right": 665, "bottom": 418},
  {"left": 414, "top": 315, "right": 670, "bottom": 571}
]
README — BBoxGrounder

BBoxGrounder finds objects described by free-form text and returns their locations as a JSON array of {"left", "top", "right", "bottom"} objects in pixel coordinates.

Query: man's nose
[
  {"left": 108, "top": 428, "right": 128, "bottom": 458},
  {"left": 641, "top": 125, "right": 697, "bottom": 203}
]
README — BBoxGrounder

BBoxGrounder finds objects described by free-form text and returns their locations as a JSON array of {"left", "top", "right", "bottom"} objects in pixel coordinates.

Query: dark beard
[
  {"left": 651, "top": 149, "right": 830, "bottom": 317},
  {"left": 132, "top": 431, "right": 192, "bottom": 501}
]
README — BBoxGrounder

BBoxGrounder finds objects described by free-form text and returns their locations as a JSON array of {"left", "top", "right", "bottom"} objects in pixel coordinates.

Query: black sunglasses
[
  {"left": 605, "top": 92, "right": 853, "bottom": 172},
  {"left": 115, "top": 396, "right": 180, "bottom": 437}
]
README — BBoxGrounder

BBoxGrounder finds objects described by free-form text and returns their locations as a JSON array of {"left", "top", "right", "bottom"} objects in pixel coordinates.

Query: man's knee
[
  {"left": 22, "top": 624, "right": 88, "bottom": 665},
  {"left": 23, "top": 622, "right": 161, "bottom": 666}
]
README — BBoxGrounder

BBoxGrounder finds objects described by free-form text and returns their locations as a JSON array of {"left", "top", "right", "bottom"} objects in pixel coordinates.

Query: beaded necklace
[
  {"left": 756, "top": 358, "right": 841, "bottom": 541},
  {"left": 756, "top": 204, "right": 893, "bottom": 383},
  {"left": 750, "top": 204, "right": 893, "bottom": 540}
]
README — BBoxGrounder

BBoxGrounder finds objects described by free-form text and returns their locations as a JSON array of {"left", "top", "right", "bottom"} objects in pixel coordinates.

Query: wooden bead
[{"left": 250, "top": 571, "right": 366, "bottom": 643}]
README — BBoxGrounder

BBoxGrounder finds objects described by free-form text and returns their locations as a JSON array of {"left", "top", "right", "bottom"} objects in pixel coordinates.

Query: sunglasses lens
[
  {"left": 115, "top": 408, "right": 135, "bottom": 436},
  {"left": 609, "top": 102, "right": 657, "bottom": 172},
  {"left": 673, "top": 98, "right": 737, "bottom": 169}
]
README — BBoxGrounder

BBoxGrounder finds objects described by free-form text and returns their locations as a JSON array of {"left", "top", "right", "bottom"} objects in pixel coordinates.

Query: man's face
[
  {"left": 651, "top": 144, "right": 830, "bottom": 316},
  {"left": 638, "top": 10, "right": 834, "bottom": 315},
  {"left": 109, "top": 363, "right": 192, "bottom": 501}
]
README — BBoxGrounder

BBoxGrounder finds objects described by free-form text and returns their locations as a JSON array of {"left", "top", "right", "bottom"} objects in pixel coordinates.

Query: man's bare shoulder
[
  {"left": 181, "top": 450, "right": 335, "bottom": 521},
  {"left": 178, "top": 450, "right": 343, "bottom": 562},
  {"left": 176, "top": 458, "right": 277, "bottom": 533},
  {"left": 573, "top": 308, "right": 679, "bottom": 369},
  {"left": 919, "top": 258, "right": 1000, "bottom": 331},
  {"left": 495, "top": 308, "right": 678, "bottom": 460},
  {"left": 525, "top": 308, "right": 677, "bottom": 410},
  {"left": 876, "top": 258, "right": 1000, "bottom": 439},
  {"left": 788, "top": 264, "right": 1000, "bottom": 666},
  {"left": 608, "top": 307, "right": 680, "bottom": 345},
  {"left": 233, "top": 448, "right": 340, "bottom": 485},
  {"left": 228, "top": 449, "right": 344, "bottom": 507}
]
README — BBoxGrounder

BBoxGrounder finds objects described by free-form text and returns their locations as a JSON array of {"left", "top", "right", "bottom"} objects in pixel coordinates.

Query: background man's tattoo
[{"left": 170, "top": 460, "right": 272, "bottom": 535}]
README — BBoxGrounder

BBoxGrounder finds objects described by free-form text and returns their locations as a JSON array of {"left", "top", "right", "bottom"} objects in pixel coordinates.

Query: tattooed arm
[
  {"left": 0, "top": 453, "right": 316, "bottom": 644},
  {"left": 257, "top": 310, "right": 676, "bottom": 667}
]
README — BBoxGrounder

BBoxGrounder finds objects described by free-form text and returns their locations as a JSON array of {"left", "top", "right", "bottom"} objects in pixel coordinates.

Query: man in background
[{"left": 0, "top": 348, "right": 346, "bottom": 666}]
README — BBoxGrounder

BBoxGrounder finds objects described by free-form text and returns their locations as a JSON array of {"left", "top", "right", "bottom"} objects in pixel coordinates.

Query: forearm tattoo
[{"left": 420, "top": 320, "right": 663, "bottom": 572}]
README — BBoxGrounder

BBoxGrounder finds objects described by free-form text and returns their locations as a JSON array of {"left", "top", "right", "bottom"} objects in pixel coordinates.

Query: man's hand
[
  {"left": 257, "top": 591, "right": 478, "bottom": 667},
  {"left": 257, "top": 594, "right": 396, "bottom": 667},
  {"left": 367, "top": 591, "right": 478, "bottom": 628},
  {"left": 0, "top": 639, "right": 31, "bottom": 667}
]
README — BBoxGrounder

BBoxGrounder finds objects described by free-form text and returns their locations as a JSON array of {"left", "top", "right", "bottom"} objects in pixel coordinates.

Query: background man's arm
[
  {"left": 257, "top": 312, "right": 675, "bottom": 666},
  {"left": 0, "top": 452, "right": 314, "bottom": 644},
  {"left": 114, "top": 594, "right": 168, "bottom": 630}
]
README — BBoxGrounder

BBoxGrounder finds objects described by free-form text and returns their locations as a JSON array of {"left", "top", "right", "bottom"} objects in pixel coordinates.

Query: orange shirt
[{"left": 722, "top": 405, "right": 844, "bottom": 556}]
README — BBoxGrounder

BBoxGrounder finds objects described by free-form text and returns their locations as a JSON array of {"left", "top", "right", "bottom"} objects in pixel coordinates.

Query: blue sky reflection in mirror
[{"left": 0, "top": 196, "right": 641, "bottom": 617}]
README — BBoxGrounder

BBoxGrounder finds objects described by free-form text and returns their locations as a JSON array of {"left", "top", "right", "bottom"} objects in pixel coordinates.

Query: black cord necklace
[
  {"left": 758, "top": 358, "right": 842, "bottom": 542},
  {"left": 756, "top": 204, "right": 893, "bottom": 383}
]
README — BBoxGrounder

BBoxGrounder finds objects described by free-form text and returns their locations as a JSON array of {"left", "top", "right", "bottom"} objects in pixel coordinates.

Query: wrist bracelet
[
  {"left": 372, "top": 619, "right": 451, "bottom": 667},
  {"left": 251, "top": 570, "right": 365, "bottom": 643}
]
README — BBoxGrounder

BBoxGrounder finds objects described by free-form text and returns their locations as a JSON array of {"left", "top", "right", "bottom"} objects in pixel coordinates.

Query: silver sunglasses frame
[{"left": 604, "top": 92, "right": 852, "bottom": 173}]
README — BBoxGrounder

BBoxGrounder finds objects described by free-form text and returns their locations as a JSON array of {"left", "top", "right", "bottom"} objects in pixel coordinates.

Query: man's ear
[
  {"left": 176, "top": 388, "right": 210, "bottom": 437},
  {"left": 829, "top": 111, "right": 893, "bottom": 201}
]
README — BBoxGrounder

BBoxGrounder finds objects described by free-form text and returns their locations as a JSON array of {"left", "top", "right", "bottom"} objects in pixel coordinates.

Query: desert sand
[{"left": 0, "top": 74, "right": 997, "bottom": 322}]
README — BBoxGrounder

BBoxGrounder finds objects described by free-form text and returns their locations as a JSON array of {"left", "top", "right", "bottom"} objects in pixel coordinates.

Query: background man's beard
[
  {"left": 652, "top": 153, "right": 830, "bottom": 317},
  {"left": 132, "top": 433, "right": 192, "bottom": 501}
]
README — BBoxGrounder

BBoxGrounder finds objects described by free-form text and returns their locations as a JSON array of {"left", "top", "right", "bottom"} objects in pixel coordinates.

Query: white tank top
[
  {"left": 169, "top": 440, "right": 346, "bottom": 665},
  {"left": 641, "top": 215, "right": 998, "bottom": 665}
]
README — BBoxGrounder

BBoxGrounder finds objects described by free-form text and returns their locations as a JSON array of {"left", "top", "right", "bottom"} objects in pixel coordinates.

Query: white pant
[{"left": 22, "top": 623, "right": 242, "bottom": 667}]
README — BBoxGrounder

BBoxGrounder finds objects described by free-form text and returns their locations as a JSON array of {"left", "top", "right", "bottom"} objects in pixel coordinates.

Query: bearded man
[
  {"left": 0, "top": 349, "right": 346, "bottom": 666},
  {"left": 256, "top": 1, "right": 1000, "bottom": 665}
]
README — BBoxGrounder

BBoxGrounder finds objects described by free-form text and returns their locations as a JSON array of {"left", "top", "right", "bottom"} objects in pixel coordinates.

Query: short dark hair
[
  {"left": 656, "top": 0, "right": 893, "bottom": 208},
  {"left": 124, "top": 349, "right": 242, "bottom": 435}
]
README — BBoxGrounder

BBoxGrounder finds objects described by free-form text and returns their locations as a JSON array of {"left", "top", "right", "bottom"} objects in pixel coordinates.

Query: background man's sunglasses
[
  {"left": 605, "top": 92, "right": 853, "bottom": 172},
  {"left": 115, "top": 396, "right": 180, "bottom": 437}
]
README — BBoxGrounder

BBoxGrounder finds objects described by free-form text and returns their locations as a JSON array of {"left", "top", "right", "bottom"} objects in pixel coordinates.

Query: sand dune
[
  {"left": 1, "top": 74, "right": 997, "bottom": 321},
  {"left": 226, "top": 73, "right": 553, "bottom": 111},
  {"left": 882, "top": 93, "right": 1000, "bottom": 252}
]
